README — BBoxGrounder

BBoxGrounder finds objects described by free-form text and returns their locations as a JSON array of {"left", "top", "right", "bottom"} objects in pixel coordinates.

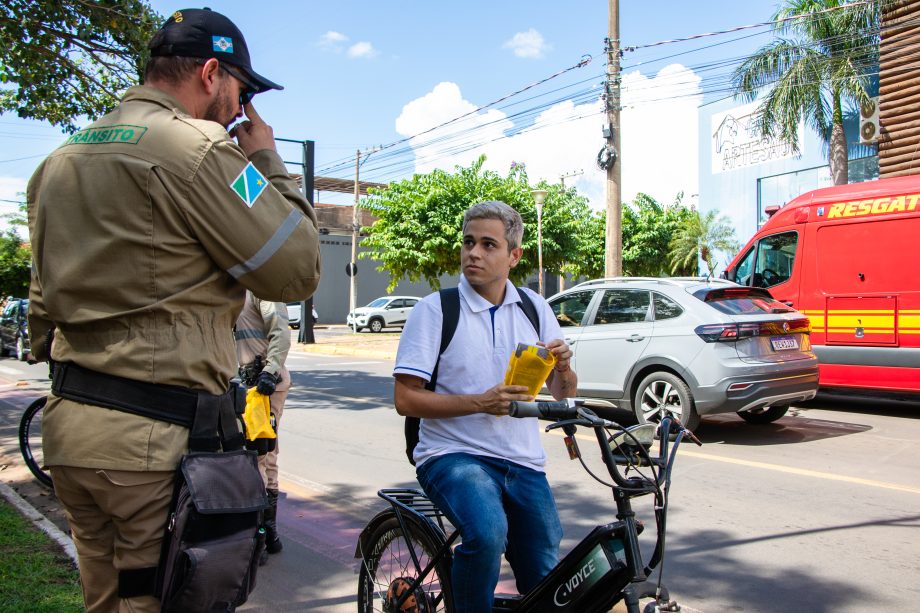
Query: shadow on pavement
[{"left": 694, "top": 410, "right": 873, "bottom": 446}]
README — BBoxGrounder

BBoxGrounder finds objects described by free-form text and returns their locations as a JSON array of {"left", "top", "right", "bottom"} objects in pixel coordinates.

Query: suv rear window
[{"left": 693, "top": 287, "right": 794, "bottom": 315}]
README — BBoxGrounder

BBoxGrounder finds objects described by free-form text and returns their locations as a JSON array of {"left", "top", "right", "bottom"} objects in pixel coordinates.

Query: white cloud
[
  {"left": 347, "top": 41, "right": 379, "bottom": 59},
  {"left": 503, "top": 29, "right": 551, "bottom": 59},
  {"left": 395, "top": 82, "right": 513, "bottom": 174},
  {"left": 317, "top": 31, "right": 349, "bottom": 52},
  {"left": 394, "top": 64, "right": 702, "bottom": 211}
]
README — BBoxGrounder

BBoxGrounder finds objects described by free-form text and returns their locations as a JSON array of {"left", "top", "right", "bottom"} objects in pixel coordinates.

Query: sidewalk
[{"left": 291, "top": 325, "right": 400, "bottom": 360}]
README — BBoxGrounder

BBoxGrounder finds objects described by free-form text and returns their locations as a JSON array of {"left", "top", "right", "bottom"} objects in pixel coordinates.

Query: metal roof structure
[{"left": 293, "top": 175, "right": 387, "bottom": 195}]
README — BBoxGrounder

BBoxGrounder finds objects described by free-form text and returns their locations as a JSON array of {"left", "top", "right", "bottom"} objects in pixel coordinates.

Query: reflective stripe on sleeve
[
  {"left": 228, "top": 209, "right": 304, "bottom": 279},
  {"left": 234, "top": 328, "right": 267, "bottom": 341}
]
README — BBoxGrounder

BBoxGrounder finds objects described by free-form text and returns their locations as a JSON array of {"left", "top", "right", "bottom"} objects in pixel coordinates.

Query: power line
[
  {"left": 317, "top": 2, "right": 893, "bottom": 187},
  {"left": 623, "top": 0, "right": 872, "bottom": 52}
]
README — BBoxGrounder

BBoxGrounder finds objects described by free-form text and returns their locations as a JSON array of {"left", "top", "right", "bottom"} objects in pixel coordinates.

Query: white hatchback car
[
  {"left": 547, "top": 277, "right": 819, "bottom": 430},
  {"left": 347, "top": 296, "right": 420, "bottom": 333}
]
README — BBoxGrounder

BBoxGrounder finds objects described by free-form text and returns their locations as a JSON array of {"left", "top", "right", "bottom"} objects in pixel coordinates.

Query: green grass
[{"left": 0, "top": 499, "right": 83, "bottom": 612}]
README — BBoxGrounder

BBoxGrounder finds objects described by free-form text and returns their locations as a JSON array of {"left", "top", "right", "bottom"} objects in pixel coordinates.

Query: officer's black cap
[{"left": 148, "top": 8, "right": 283, "bottom": 94}]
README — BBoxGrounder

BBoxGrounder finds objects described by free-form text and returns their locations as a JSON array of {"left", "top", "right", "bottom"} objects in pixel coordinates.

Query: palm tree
[
  {"left": 732, "top": 0, "right": 880, "bottom": 185},
  {"left": 669, "top": 210, "right": 741, "bottom": 277}
]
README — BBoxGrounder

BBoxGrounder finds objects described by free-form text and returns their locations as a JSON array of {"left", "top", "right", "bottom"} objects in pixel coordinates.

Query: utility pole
[
  {"left": 300, "top": 140, "right": 315, "bottom": 344},
  {"left": 276, "top": 136, "right": 316, "bottom": 343},
  {"left": 560, "top": 169, "right": 583, "bottom": 189},
  {"left": 605, "top": 0, "right": 623, "bottom": 277},
  {"left": 558, "top": 170, "right": 582, "bottom": 292},
  {"left": 348, "top": 146, "right": 381, "bottom": 333},
  {"left": 349, "top": 149, "right": 361, "bottom": 333}
]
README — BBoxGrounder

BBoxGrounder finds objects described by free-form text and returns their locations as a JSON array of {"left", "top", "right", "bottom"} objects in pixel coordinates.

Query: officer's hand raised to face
[{"left": 232, "top": 103, "right": 277, "bottom": 157}]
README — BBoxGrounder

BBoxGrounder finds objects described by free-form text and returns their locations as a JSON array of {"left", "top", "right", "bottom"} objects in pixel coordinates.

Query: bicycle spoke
[{"left": 359, "top": 522, "right": 449, "bottom": 613}]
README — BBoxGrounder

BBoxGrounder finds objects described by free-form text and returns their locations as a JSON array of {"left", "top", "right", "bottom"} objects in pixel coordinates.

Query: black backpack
[{"left": 403, "top": 287, "right": 541, "bottom": 465}]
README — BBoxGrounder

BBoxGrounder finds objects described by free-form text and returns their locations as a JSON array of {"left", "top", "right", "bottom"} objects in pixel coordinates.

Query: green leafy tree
[
  {"left": 567, "top": 208, "right": 605, "bottom": 280},
  {"left": 0, "top": 0, "right": 162, "bottom": 132},
  {"left": 732, "top": 0, "right": 881, "bottom": 185},
  {"left": 669, "top": 210, "right": 741, "bottom": 276},
  {"left": 623, "top": 193, "right": 696, "bottom": 276},
  {"left": 0, "top": 230, "right": 31, "bottom": 297},
  {"left": 359, "top": 156, "right": 595, "bottom": 291},
  {"left": 569, "top": 193, "right": 696, "bottom": 280}
]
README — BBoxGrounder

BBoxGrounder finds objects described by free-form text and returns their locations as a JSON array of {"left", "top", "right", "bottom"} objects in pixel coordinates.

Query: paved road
[{"left": 1, "top": 348, "right": 919, "bottom": 612}]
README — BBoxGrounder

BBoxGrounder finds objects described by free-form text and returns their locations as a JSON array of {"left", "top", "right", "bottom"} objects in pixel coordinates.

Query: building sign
[{"left": 711, "top": 102, "right": 802, "bottom": 174}]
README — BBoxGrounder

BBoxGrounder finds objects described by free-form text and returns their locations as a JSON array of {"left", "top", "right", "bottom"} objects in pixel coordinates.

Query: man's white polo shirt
[{"left": 394, "top": 275, "right": 564, "bottom": 471}]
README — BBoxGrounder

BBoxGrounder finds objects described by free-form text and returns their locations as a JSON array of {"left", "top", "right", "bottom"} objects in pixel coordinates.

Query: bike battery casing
[{"left": 507, "top": 521, "right": 634, "bottom": 612}]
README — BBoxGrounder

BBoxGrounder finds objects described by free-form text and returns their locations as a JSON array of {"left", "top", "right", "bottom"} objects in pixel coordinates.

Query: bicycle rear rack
[{"left": 378, "top": 488, "right": 453, "bottom": 536}]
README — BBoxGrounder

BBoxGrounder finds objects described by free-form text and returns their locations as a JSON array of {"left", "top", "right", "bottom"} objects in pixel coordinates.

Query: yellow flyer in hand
[{"left": 504, "top": 343, "right": 557, "bottom": 398}]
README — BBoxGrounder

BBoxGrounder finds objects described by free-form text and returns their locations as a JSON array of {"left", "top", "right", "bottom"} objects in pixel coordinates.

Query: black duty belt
[{"left": 51, "top": 362, "right": 242, "bottom": 438}]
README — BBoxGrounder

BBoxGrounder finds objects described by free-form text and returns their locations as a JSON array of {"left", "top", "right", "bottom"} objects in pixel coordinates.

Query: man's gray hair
[{"left": 463, "top": 201, "right": 524, "bottom": 251}]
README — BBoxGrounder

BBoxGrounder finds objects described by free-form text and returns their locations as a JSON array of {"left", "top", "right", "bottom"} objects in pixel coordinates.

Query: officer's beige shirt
[
  {"left": 27, "top": 85, "right": 320, "bottom": 470},
  {"left": 235, "top": 291, "right": 291, "bottom": 392}
]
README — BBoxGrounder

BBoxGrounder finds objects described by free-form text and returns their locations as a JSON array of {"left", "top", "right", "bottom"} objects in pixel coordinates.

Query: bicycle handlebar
[{"left": 508, "top": 398, "right": 580, "bottom": 420}]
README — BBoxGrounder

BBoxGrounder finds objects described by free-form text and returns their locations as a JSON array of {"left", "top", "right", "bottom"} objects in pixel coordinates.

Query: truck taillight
[{"left": 695, "top": 318, "right": 811, "bottom": 343}]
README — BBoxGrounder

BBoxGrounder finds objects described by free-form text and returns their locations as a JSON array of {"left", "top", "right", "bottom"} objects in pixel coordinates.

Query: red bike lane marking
[{"left": 276, "top": 482, "right": 365, "bottom": 568}]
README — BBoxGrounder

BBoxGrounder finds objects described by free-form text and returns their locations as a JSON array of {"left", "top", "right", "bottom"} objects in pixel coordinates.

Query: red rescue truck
[{"left": 724, "top": 174, "right": 920, "bottom": 396}]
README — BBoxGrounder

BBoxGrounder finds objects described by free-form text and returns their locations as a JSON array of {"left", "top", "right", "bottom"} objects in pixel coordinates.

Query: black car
[{"left": 0, "top": 298, "right": 30, "bottom": 361}]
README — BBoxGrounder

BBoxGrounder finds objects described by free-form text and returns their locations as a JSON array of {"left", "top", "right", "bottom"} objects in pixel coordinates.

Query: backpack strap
[
  {"left": 428, "top": 288, "right": 461, "bottom": 392},
  {"left": 514, "top": 286, "right": 541, "bottom": 337},
  {"left": 404, "top": 288, "right": 460, "bottom": 465}
]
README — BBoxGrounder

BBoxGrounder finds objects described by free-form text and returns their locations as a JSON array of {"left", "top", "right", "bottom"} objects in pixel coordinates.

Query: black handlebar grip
[{"left": 509, "top": 400, "right": 579, "bottom": 420}]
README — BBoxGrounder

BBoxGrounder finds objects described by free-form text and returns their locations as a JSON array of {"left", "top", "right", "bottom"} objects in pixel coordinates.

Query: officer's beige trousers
[
  {"left": 51, "top": 466, "right": 174, "bottom": 613},
  {"left": 259, "top": 387, "right": 287, "bottom": 490}
]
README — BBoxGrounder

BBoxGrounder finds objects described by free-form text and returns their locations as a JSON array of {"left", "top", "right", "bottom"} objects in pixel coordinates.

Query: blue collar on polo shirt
[
  {"left": 457, "top": 274, "right": 522, "bottom": 313},
  {"left": 458, "top": 275, "right": 523, "bottom": 346}
]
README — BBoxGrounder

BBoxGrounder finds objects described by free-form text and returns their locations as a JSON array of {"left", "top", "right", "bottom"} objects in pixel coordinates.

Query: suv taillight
[{"left": 694, "top": 318, "right": 810, "bottom": 343}]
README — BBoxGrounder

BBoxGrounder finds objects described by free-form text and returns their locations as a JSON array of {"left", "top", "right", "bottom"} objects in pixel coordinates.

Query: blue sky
[{"left": 1, "top": 0, "right": 787, "bottom": 225}]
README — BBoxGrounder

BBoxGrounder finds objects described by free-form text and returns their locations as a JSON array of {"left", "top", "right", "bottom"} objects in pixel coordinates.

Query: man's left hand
[
  {"left": 541, "top": 339, "right": 573, "bottom": 373},
  {"left": 256, "top": 371, "right": 279, "bottom": 395}
]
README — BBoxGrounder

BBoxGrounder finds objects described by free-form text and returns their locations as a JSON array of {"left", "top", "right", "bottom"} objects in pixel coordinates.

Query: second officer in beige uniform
[
  {"left": 235, "top": 291, "right": 291, "bottom": 557},
  {"left": 27, "top": 8, "right": 320, "bottom": 612}
]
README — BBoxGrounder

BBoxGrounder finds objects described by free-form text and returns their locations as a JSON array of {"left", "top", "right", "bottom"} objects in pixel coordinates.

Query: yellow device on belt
[
  {"left": 242, "top": 387, "right": 276, "bottom": 441},
  {"left": 504, "top": 343, "right": 556, "bottom": 398}
]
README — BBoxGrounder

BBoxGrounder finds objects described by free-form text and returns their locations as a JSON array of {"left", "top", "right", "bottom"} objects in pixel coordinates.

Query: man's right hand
[
  {"left": 475, "top": 384, "right": 533, "bottom": 416},
  {"left": 232, "top": 103, "right": 277, "bottom": 157}
]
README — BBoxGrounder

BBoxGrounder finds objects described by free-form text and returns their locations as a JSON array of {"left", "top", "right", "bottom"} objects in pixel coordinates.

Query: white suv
[
  {"left": 347, "top": 296, "right": 420, "bottom": 333},
  {"left": 548, "top": 277, "right": 819, "bottom": 430}
]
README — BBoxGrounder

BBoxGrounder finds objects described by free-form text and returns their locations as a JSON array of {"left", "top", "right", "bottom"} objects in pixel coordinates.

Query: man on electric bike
[{"left": 393, "top": 200, "right": 577, "bottom": 612}]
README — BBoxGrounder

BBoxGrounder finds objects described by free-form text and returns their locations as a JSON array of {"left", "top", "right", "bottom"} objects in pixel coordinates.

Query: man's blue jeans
[{"left": 416, "top": 453, "right": 563, "bottom": 613}]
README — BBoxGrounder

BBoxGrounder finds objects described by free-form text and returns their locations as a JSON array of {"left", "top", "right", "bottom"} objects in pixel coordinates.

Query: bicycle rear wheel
[
  {"left": 19, "top": 396, "right": 53, "bottom": 489},
  {"left": 357, "top": 514, "right": 453, "bottom": 612}
]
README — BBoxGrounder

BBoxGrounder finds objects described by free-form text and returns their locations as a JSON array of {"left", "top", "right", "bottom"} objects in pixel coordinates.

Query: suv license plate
[{"left": 771, "top": 336, "right": 799, "bottom": 351}]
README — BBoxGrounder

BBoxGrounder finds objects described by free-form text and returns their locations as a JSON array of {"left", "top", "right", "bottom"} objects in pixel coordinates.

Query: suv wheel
[
  {"left": 368, "top": 318, "right": 384, "bottom": 333},
  {"left": 738, "top": 405, "right": 789, "bottom": 425},
  {"left": 634, "top": 371, "right": 700, "bottom": 431}
]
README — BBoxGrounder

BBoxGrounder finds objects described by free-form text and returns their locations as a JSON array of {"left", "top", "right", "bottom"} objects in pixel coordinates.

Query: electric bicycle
[{"left": 355, "top": 399, "right": 701, "bottom": 612}]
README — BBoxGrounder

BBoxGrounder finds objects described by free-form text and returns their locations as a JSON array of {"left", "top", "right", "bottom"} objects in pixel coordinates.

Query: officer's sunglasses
[{"left": 218, "top": 63, "right": 259, "bottom": 106}]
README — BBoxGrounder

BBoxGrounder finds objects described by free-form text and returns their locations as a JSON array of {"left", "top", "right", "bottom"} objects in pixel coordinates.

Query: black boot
[{"left": 264, "top": 488, "right": 283, "bottom": 555}]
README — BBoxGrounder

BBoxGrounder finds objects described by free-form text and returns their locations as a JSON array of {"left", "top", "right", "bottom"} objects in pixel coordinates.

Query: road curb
[{"left": 0, "top": 480, "right": 77, "bottom": 565}]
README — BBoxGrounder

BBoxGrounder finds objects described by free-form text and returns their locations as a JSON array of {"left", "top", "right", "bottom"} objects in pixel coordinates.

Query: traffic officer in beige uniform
[
  {"left": 235, "top": 290, "right": 291, "bottom": 558},
  {"left": 27, "top": 8, "right": 320, "bottom": 612}
]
